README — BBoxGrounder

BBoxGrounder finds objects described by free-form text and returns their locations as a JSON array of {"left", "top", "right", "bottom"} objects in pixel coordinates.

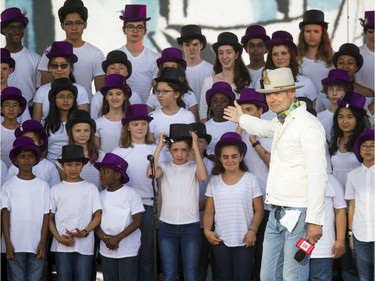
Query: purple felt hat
[
  {"left": 1, "top": 7, "right": 29, "bottom": 34},
  {"left": 237, "top": 88, "right": 269, "bottom": 113},
  {"left": 265, "top": 30, "right": 297, "bottom": 55},
  {"left": 46, "top": 41, "right": 78, "bottom": 63},
  {"left": 177, "top": 24, "right": 207, "bottom": 50},
  {"left": 353, "top": 129, "right": 374, "bottom": 162},
  {"left": 1, "top": 48, "right": 15, "bottom": 68},
  {"left": 299, "top": 9, "right": 328, "bottom": 30},
  {"left": 58, "top": 0, "right": 88, "bottom": 23},
  {"left": 321, "top": 69, "right": 353, "bottom": 90},
  {"left": 189, "top": 122, "right": 212, "bottom": 144},
  {"left": 121, "top": 104, "right": 153, "bottom": 125},
  {"left": 154, "top": 67, "right": 185, "bottom": 87},
  {"left": 206, "top": 81, "right": 235, "bottom": 107},
  {"left": 337, "top": 91, "right": 366, "bottom": 116},
  {"left": 333, "top": 43, "right": 363, "bottom": 72},
  {"left": 1, "top": 87, "right": 27, "bottom": 117},
  {"left": 100, "top": 74, "right": 132, "bottom": 97},
  {"left": 102, "top": 50, "right": 132, "bottom": 78},
  {"left": 15, "top": 120, "right": 48, "bottom": 152},
  {"left": 120, "top": 4, "right": 151, "bottom": 22},
  {"left": 9, "top": 136, "right": 41, "bottom": 167},
  {"left": 156, "top": 47, "right": 187, "bottom": 70},
  {"left": 241, "top": 25, "right": 270, "bottom": 46},
  {"left": 215, "top": 132, "right": 247, "bottom": 156},
  {"left": 360, "top": 11, "right": 374, "bottom": 30},
  {"left": 212, "top": 32, "right": 243, "bottom": 55},
  {"left": 94, "top": 152, "right": 130, "bottom": 184}
]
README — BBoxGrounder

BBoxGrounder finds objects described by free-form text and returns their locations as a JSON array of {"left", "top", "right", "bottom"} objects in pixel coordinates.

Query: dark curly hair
[{"left": 211, "top": 144, "right": 248, "bottom": 175}]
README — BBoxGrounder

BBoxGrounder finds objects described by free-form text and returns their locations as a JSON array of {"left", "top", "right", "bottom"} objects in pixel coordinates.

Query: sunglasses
[{"left": 50, "top": 63, "right": 69, "bottom": 70}]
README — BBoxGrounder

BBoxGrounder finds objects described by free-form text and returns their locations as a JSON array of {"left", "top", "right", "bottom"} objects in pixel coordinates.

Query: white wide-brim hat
[{"left": 256, "top": 68, "right": 304, "bottom": 94}]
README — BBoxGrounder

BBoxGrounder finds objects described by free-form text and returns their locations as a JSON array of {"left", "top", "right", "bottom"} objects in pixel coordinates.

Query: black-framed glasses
[
  {"left": 50, "top": 63, "right": 69, "bottom": 70},
  {"left": 155, "top": 90, "right": 174, "bottom": 95},
  {"left": 126, "top": 25, "right": 145, "bottom": 32},
  {"left": 360, "top": 144, "right": 375, "bottom": 151}
]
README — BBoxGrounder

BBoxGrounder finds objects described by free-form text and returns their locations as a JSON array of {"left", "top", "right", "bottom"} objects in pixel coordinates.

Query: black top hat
[
  {"left": 154, "top": 67, "right": 185, "bottom": 87},
  {"left": 332, "top": 43, "right": 363, "bottom": 72},
  {"left": 177, "top": 24, "right": 207, "bottom": 50},
  {"left": 66, "top": 110, "right": 96, "bottom": 133},
  {"left": 101, "top": 50, "right": 132, "bottom": 79},
  {"left": 189, "top": 122, "right": 212, "bottom": 144},
  {"left": 58, "top": 0, "right": 88, "bottom": 23},
  {"left": 212, "top": 32, "right": 243, "bottom": 55},
  {"left": 48, "top": 78, "right": 78, "bottom": 102},
  {"left": 57, "top": 144, "right": 89, "bottom": 164},
  {"left": 299, "top": 9, "right": 328, "bottom": 30},
  {"left": 169, "top": 123, "right": 191, "bottom": 142}
]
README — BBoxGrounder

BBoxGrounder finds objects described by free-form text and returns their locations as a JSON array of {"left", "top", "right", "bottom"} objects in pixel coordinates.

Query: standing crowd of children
[{"left": 1, "top": 1, "right": 374, "bottom": 281}]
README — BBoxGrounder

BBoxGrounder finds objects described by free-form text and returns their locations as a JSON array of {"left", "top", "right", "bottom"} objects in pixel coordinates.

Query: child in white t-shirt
[
  {"left": 94, "top": 153, "right": 144, "bottom": 281},
  {"left": 49, "top": 145, "right": 102, "bottom": 281}
]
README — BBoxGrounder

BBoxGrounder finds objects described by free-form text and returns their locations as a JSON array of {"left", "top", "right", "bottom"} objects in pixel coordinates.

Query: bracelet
[
  {"left": 82, "top": 229, "right": 89, "bottom": 237},
  {"left": 252, "top": 141, "right": 260, "bottom": 148},
  {"left": 249, "top": 226, "right": 258, "bottom": 233},
  {"left": 347, "top": 230, "right": 353, "bottom": 238}
]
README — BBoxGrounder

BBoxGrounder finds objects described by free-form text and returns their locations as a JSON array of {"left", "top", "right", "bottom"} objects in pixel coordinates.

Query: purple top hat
[
  {"left": 1, "top": 87, "right": 27, "bottom": 117},
  {"left": 1, "top": 7, "right": 29, "bottom": 34},
  {"left": 177, "top": 24, "right": 207, "bottom": 50},
  {"left": 215, "top": 132, "right": 247, "bottom": 156},
  {"left": 299, "top": 9, "right": 328, "bottom": 30},
  {"left": 94, "top": 152, "right": 130, "bottom": 184},
  {"left": 321, "top": 69, "right": 353, "bottom": 90},
  {"left": 66, "top": 110, "right": 96, "bottom": 133},
  {"left": 102, "top": 50, "right": 132, "bottom": 79},
  {"left": 58, "top": 0, "right": 88, "bottom": 23},
  {"left": 333, "top": 43, "right": 363, "bottom": 72},
  {"left": 9, "top": 136, "right": 41, "bottom": 167},
  {"left": 206, "top": 81, "right": 235, "bottom": 106},
  {"left": 15, "top": 120, "right": 48, "bottom": 152},
  {"left": 121, "top": 104, "right": 153, "bottom": 126},
  {"left": 212, "top": 32, "right": 243, "bottom": 55},
  {"left": 265, "top": 30, "right": 297, "bottom": 55},
  {"left": 46, "top": 41, "right": 78, "bottom": 63},
  {"left": 353, "top": 129, "right": 374, "bottom": 162},
  {"left": 360, "top": 11, "right": 374, "bottom": 31},
  {"left": 49, "top": 78, "right": 78, "bottom": 102},
  {"left": 100, "top": 74, "right": 132, "bottom": 97},
  {"left": 241, "top": 25, "right": 270, "bottom": 46},
  {"left": 1, "top": 48, "right": 15, "bottom": 68},
  {"left": 120, "top": 4, "right": 151, "bottom": 22},
  {"left": 188, "top": 122, "right": 212, "bottom": 144},
  {"left": 154, "top": 67, "right": 185, "bottom": 87},
  {"left": 57, "top": 144, "right": 89, "bottom": 165},
  {"left": 237, "top": 88, "right": 269, "bottom": 113},
  {"left": 337, "top": 91, "right": 366, "bottom": 116},
  {"left": 156, "top": 47, "right": 187, "bottom": 70}
]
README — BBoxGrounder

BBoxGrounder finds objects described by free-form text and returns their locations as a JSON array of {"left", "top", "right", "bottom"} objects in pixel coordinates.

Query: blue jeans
[
  {"left": 138, "top": 205, "right": 155, "bottom": 281},
  {"left": 260, "top": 206, "right": 309, "bottom": 281},
  {"left": 212, "top": 242, "right": 255, "bottom": 281},
  {"left": 7, "top": 252, "right": 44, "bottom": 281},
  {"left": 353, "top": 236, "right": 374, "bottom": 281},
  {"left": 309, "top": 258, "right": 333, "bottom": 281},
  {"left": 54, "top": 252, "right": 93, "bottom": 281},
  {"left": 100, "top": 254, "right": 138, "bottom": 281},
  {"left": 158, "top": 220, "right": 201, "bottom": 281}
]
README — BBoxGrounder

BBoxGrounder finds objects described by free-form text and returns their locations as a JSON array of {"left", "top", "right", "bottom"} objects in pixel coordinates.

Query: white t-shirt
[
  {"left": 117, "top": 46, "right": 160, "bottom": 103},
  {"left": 46, "top": 123, "right": 68, "bottom": 164},
  {"left": 199, "top": 157, "right": 213, "bottom": 227},
  {"left": 99, "top": 185, "right": 144, "bottom": 258},
  {"left": 356, "top": 44, "right": 374, "bottom": 107},
  {"left": 311, "top": 173, "right": 346, "bottom": 258},
  {"left": 90, "top": 90, "right": 142, "bottom": 119},
  {"left": 50, "top": 180, "right": 102, "bottom": 254},
  {"left": 159, "top": 161, "right": 200, "bottom": 224},
  {"left": 146, "top": 90, "right": 198, "bottom": 111},
  {"left": 205, "top": 119, "right": 238, "bottom": 155},
  {"left": 345, "top": 164, "right": 375, "bottom": 242},
  {"left": 249, "top": 67, "right": 264, "bottom": 88},
  {"left": 330, "top": 151, "right": 361, "bottom": 189},
  {"left": 6, "top": 158, "right": 60, "bottom": 188},
  {"left": 186, "top": 60, "right": 214, "bottom": 103},
  {"left": 205, "top": 172, "right": 263, "bottom": 247},
  {"left": 1, "top": 125, "right": 16, "bottom": 168},
  {"left": 95, "top": 116, "right": 122, "bottom": 153},
  {"left": 1, "top": 160, "right": 7, "bottom": 185},
  {"left": 317, "top": 109, "right": 334, "bottom": 142},
  {"left": 38, "top": 42, "right": 105, "bottom": 97},
  {"left": 33, "top": 82, "right": 90, "bottom": 124},
  {"left": 8, "top": 47, "right": 41, "bottom": 104},
  {"left": 1, "top": 176, "right": 49, "bottom": 254}
]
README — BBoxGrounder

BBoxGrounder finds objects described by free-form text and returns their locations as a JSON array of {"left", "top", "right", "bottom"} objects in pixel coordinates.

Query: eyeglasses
[
  {"left": 1, "top": 103, "right": 20, "bottom": 109},
  {"left": 126, "top": 25, "right": 145, "bottom": 32},
  {"left": 63, "top": 21, "right": 85, "bottom": 27},
  {"left": 50, "top": 63, "right": 69, "bottom": 70},
  {"left": 155, "top": 90, "right": 174, "bottom": 95},
  {"left": 55, "top": 94, "right": 75, "bottom": 100},
  {"left": 6, "top": 24, "right": 25, "bottom": 32},
  {"left": 327, "top": 87, "right": 345, "bottom": 94},
  {"left": 360, "top": 144, "right": 375, "bottom": 151}
]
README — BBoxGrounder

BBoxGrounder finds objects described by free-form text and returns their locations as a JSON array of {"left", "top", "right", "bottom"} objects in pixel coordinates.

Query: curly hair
[{"left": 211, "top": 144, "right": 248, "bottom": 175}]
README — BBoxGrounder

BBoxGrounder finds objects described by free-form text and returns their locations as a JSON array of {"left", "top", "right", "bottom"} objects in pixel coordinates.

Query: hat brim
[
  {"left": 236, "top": 99, "right": 269, "bottom": 113},
  {"left": 299, "top": 21, "right": 328, "bottom": 30},
  {"left": 1, "top": 93, "right": 27, "bottom": 117},
  {"left": 336, "top": 100, "right": 367, "bottom": 116},
  {"left": 212, "top": 42, "right": 243, "bottom": 55},
  {"left": 101, "top": 58, "right": 132, "bottom": 79},
  {"left": 66, "top": 118, "right": 97, "bottom": 133},
  {"left": 156, "top": 57, "right": 187, "bottom": 70},
  {"left": 57, "top": 157, "right": 89, "bottom": 165},
  {"left": 46, "top": 53, "right": 78, "bottom": 63},
  {"left": 94, "top": 162, "right": 129, "bottom": 184},
  {"left": 119, "top": 16, "right": 151, "bottom": 22},
  {"left": 177, "top": 35, "right": 207, "bottom": 50},
  {"left": 241, "top": 34, "right": 270, "bottom": 45},
  {"left": 121, "top": 115, "right": 153, "bottom": 126},
  {"left": 100, "top": 85, "right": 132, "bottom": 97},
  {"left": 265, "top": 39, "right": 297, "bottom": 55},
  {"left": 256, "top": 84, "right": 304, "bottom": 94},
  {"left": 49, "top": 84, "right": 78, "bottom": 101},
  {"left": 215, "top": 138, "right": 247, "bottom": 156},
  {"left": 153, "top": 77, "right": 185, "bottom": 87},
  {"left": 321, "top": 77, "right": 353, "bottom": 90},
  {"left": 9, "top": 145, "right": 41, "bottom": 167}
]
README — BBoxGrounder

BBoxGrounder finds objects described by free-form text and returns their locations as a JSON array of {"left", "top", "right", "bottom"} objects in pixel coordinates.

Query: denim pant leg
[
  {"left": 198, "top": 228, "right": 210, "bottom": 281},
  {"left": 233, "top": 245, "right": 256, "bottom": 281},
  {"left": 54, "top": 252, "right": 74, "bottom": 281},
  {"left": 138, "top": 205, "right": 155, "bottom": 281},
  {"left": 73, "top": 253, "right": 93, "bottom": 281},
  {"left": 26, "top": 253, "right": 45, "bottom": 281},
  {"left": 8, "top": 252, "right": 27, "bottom": 281},
  {"left": 179, "top": 222, "right": 201, "bottom": 281},
  {"left": 353, "top": 236, "right": 374, "bottom": 281},
  {"left": 158, "top": 221, "right": 179, "bottom": 281},
  {"left": 212, "top": 242, "right": 234, "bottom": 280},
  {"left": 309, "top": 258, "right": 333, "bottom": 281},
  {"left": 100, "top": 255, "right": 119, "bottom": 281},
  {"left": 119, "top": 256, "right": 138, "bottom": 281}
]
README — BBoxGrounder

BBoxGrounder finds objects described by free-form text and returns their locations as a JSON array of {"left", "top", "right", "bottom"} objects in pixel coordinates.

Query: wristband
[
  {"left": 82, "top": 229, "right": 89, "bottom": 237},
  {"left": 252, "top": 141, "right": 260, "bottom": 148},
  {"left": 347, "top": 230, "right": 353, "bottom": 238},
  {"left": 249, "top": 226, "right": 258, "bottom": 233}
]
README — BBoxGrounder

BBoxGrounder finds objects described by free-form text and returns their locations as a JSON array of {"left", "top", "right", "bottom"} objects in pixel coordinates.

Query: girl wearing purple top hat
[
  {"left": 146, "top": 47, "right": 199, "bottom": 121},
  {"left": 204, "top": 132, "right": 264, "bottom": 281},
  {"left": 33, "top": 41, "right": 90, "bottom": 124}
]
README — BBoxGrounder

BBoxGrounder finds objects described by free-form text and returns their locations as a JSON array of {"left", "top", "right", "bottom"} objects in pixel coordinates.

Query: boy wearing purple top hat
[
  {"left": 117, "top": 4, "right": 159, "bottom": 104},
  {"left": 1, "top": 136, "right": 50, "bottom": 281},
  {"left": 1, "top": 7, "right": 41, "bottom": 113}
]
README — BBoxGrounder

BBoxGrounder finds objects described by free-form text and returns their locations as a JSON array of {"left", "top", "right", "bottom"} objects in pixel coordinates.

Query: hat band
[{"left": 272, "top": 84, "right": 295, "bottom": 90}]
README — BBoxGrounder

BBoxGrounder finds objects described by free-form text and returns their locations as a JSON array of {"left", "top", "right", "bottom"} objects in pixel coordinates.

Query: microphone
[
  {"left": 294, "top": 238, "right": 314, "bottom": 262},
  {"left": 147, "top": 155, "right": 154, "bottom": 163}
]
